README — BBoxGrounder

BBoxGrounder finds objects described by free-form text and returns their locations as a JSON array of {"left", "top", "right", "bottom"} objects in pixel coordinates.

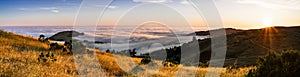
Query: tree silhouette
[
  {"left": 106, "top": 49, "right": 110, "bottom": 53},
  {"left": 129, "top": 48, "right": 137, "bottom": 57},
  {"left": 38, "top": 34, "right": 46, "bottom": 42}
]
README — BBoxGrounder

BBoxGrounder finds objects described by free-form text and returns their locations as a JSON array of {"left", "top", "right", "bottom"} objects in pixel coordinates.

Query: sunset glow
[
  {"left": 1, "top": 0, "right": 300, "bottom": 76},
  {"left": 262, "top": 17, "right": 273, "bottom": 28},
  {"left": 0, "top": 0, "right": 300, "bottom": 30}
]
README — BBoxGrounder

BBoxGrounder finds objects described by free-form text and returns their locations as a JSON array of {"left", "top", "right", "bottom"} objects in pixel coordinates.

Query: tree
[
  {"left": 129, "top": 48, "right": 137, "bottom": 57},
  {"left": 141, "top": 58, "right": 151, "bottom": 64},
  {"left": 106, "top": 49, "right": 110, "bottom": 53},
  {"left": 49, "top": 43, "right": 63, "bottom": 50},
  {"left": 64, "top": 40, "right": 72, "bottom": 49},
  {"left": 38, "top": 34, "right": 46, "bottom": 42},
  {"left": 192, "top": 36, "right": 197, "bottom": 41}
]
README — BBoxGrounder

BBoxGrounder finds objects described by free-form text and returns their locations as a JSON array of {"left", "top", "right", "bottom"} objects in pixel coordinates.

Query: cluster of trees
[
  {"left": 246, "top": 50, "right": 300, "bottom": 77},
  {"left": 38, "top": 34, "right": 51, "bottom": 43},
  {"left": 37, "top": 33, "right": 79, "bottom": 62},
  {"left": 105, "top": 48, "right": 137, "bottom": 57}
]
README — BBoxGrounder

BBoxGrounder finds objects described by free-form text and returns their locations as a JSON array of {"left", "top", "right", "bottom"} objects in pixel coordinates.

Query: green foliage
[
  {"left": 38, "top": 51, "right": 57, "bottom": 63},
  {"left": 141, "top": 58, "right": 151, "bottom": 64},
  {"left": 246, "top": 50, "right": 300, "bottom": 77},
  {"left": 199, "top": 62, "right": 209, "bottom": 67},
  {"left": 49, "top": 43, "right": 64, "bottom": 50},
  {"left": 163, "top": 62, "right": 177, "bottom": 67}
]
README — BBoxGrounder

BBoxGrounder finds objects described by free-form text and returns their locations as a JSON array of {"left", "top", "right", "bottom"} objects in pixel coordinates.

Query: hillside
[
  {"left": 0, "top": 30, "right": 134, "bottom": 76},
  {"left": 0, "top": 30, "right": 253, "bottom": 77},
  {"left": 0, "top": 30, "right": 77, "bottom": 76},
  {"left": 155, "top": 26, "right": 300, "bottom": 67}
]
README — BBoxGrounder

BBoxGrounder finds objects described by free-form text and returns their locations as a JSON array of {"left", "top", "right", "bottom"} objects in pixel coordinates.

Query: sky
[{"left": 1, "top": 0, "right": 300, "bottom": 29}]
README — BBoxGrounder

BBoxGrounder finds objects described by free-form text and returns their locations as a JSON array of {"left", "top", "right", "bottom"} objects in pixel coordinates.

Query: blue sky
[{"left": 1, "top": 0, "right": 300, "bottom": 29}]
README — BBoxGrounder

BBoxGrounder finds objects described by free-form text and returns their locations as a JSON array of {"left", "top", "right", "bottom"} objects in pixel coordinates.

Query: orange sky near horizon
[{"left": 1, "top": 0, "right": 300, "bottom": 30}]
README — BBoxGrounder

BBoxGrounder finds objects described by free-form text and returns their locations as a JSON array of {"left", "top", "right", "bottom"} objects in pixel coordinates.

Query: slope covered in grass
[
  {"left": 0, "top": 30, "right": 49, "bottom": 51},
  {"left": 0, "top": 30, "right": 78, "bottom": 76},
  {"left": 0, "top": 30, "right": 253, "bottom": 77}
]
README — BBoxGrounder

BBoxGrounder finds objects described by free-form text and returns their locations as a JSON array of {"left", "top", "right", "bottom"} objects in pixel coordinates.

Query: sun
[{"left": 262, "top": 17, "right": 273, "bottom": 28}]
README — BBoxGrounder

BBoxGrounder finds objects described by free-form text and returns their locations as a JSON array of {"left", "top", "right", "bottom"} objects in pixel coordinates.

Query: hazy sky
[{"left": 1, "top": 0, "right": 300, "bottom": 29}]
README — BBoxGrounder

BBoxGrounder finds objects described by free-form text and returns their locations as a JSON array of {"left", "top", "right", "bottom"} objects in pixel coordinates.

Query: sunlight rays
[
  {"left": 260, "top": 17, "right": 280, "bottom": 50},
  {"left": 261, "top": 26, "right": 278, "bottom": 50}
]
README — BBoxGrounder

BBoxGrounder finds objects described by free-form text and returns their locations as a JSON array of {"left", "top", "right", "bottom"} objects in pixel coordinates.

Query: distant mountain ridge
[
  {"left": 48, "top": 31, "right": 84, "bottom": 41},
  {"left": 188, "top": 28, "right": 244, "bottom": 36}
]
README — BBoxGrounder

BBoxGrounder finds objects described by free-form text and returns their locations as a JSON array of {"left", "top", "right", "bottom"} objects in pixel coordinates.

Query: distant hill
[
  {"left": 48, "top": 31, "right": 84, "bottom": 41},
  {"left": 151, "top": 26, "right": 300, "bottom": 67},
  {"left": 189, "top": 28, "right": 244, "bottom": 36}
]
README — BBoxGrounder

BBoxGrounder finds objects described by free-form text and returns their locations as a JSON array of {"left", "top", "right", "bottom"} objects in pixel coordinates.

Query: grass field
[{"left": 0, "top": 30, "right": 254, "bottom": 77}]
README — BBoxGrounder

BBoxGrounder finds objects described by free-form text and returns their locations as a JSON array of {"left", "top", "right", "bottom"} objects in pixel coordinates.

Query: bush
[
  {"left": 49, "top": 43, "right": 64, "bottom": 50},
  {"left": 141, "top": 58, "right": 151, "bottom": 64},
  {"left": 163, "top": 62, "right": 177, "bottom": 67},
  {"left": 38, "top": 52, "right": 57, "bottom": 63},
  {"left": 246, "top": 50, "right": 300, "bottom": 77}
]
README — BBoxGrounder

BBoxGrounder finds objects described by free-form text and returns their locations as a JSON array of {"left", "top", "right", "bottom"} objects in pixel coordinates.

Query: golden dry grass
[
  {"left": 0, "top": 30, "right": 254, "bottom": 77},
  {"left": 0, "top": 30, "right": 77, "bottom": 77}
]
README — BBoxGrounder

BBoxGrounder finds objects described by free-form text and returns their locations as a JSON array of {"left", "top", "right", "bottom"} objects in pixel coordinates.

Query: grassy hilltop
[{"left": 0, "top": 30, "right": 254, "bottom": 77}]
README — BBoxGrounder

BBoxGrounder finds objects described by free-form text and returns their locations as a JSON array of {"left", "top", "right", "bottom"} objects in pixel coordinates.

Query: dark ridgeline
[
  {"left": 48, "top": 31, "right": 84, "bottom": 41},
  {"left": 146, "top": 26, "right": 300, "bottom": 67}
]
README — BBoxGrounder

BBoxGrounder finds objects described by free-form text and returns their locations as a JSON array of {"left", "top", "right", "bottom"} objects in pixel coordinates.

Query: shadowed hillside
[{"left": 154, "top": 26, "right": 300, "bottom": 67}]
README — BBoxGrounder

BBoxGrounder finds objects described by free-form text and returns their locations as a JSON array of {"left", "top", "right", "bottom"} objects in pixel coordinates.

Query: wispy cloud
[
  {"left": 106, "top": 5, "right": 118, "bottom": 9},
  {"left": 18, "top": 7, "right": 60, "bottom": 13},
  {"left": 50, "top": 9, "right": 60, "bottom": 13},
  {"left": 132, "top": 0, "right": 173, "bottom": 3},
  {"left": 39, "top": 7, "right": 57, "bottom": 10},
  {"left": 39, "top": 7, "right": 60, "bottom": 13},
  {"left": 235, "top": 0, "right": 300, "bottom": 10},
  {"left": 18, "top": 8, "right": 29, "bottom": 11},
  {"left": 95, "top": 4, "right": 118, "bottom": 9},
  {"left": 180, "top": 0, "right": 190, "bottom": 5},
  {"left": 132, "top": 0, "right": 190, "bottom": 5}
]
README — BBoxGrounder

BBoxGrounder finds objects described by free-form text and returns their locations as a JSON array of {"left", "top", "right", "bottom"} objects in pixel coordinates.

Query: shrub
[
  {"left": 49, "top": 43, "right": 64, "bottom": 50},
  {"left": 38, "top": 52, "right": 57, "bottom": 63},
  {"left": 199, "top": 62, "right": 209, "bottom": 67},
  {"left": 246, "top": 50, "right": 300, "bottom": 77},
  {"left": 141, "top": 58, "right": 151, "bottom": 64},
  {"left": 163, "top": 62, "right": 177, "bottom": 67}
]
